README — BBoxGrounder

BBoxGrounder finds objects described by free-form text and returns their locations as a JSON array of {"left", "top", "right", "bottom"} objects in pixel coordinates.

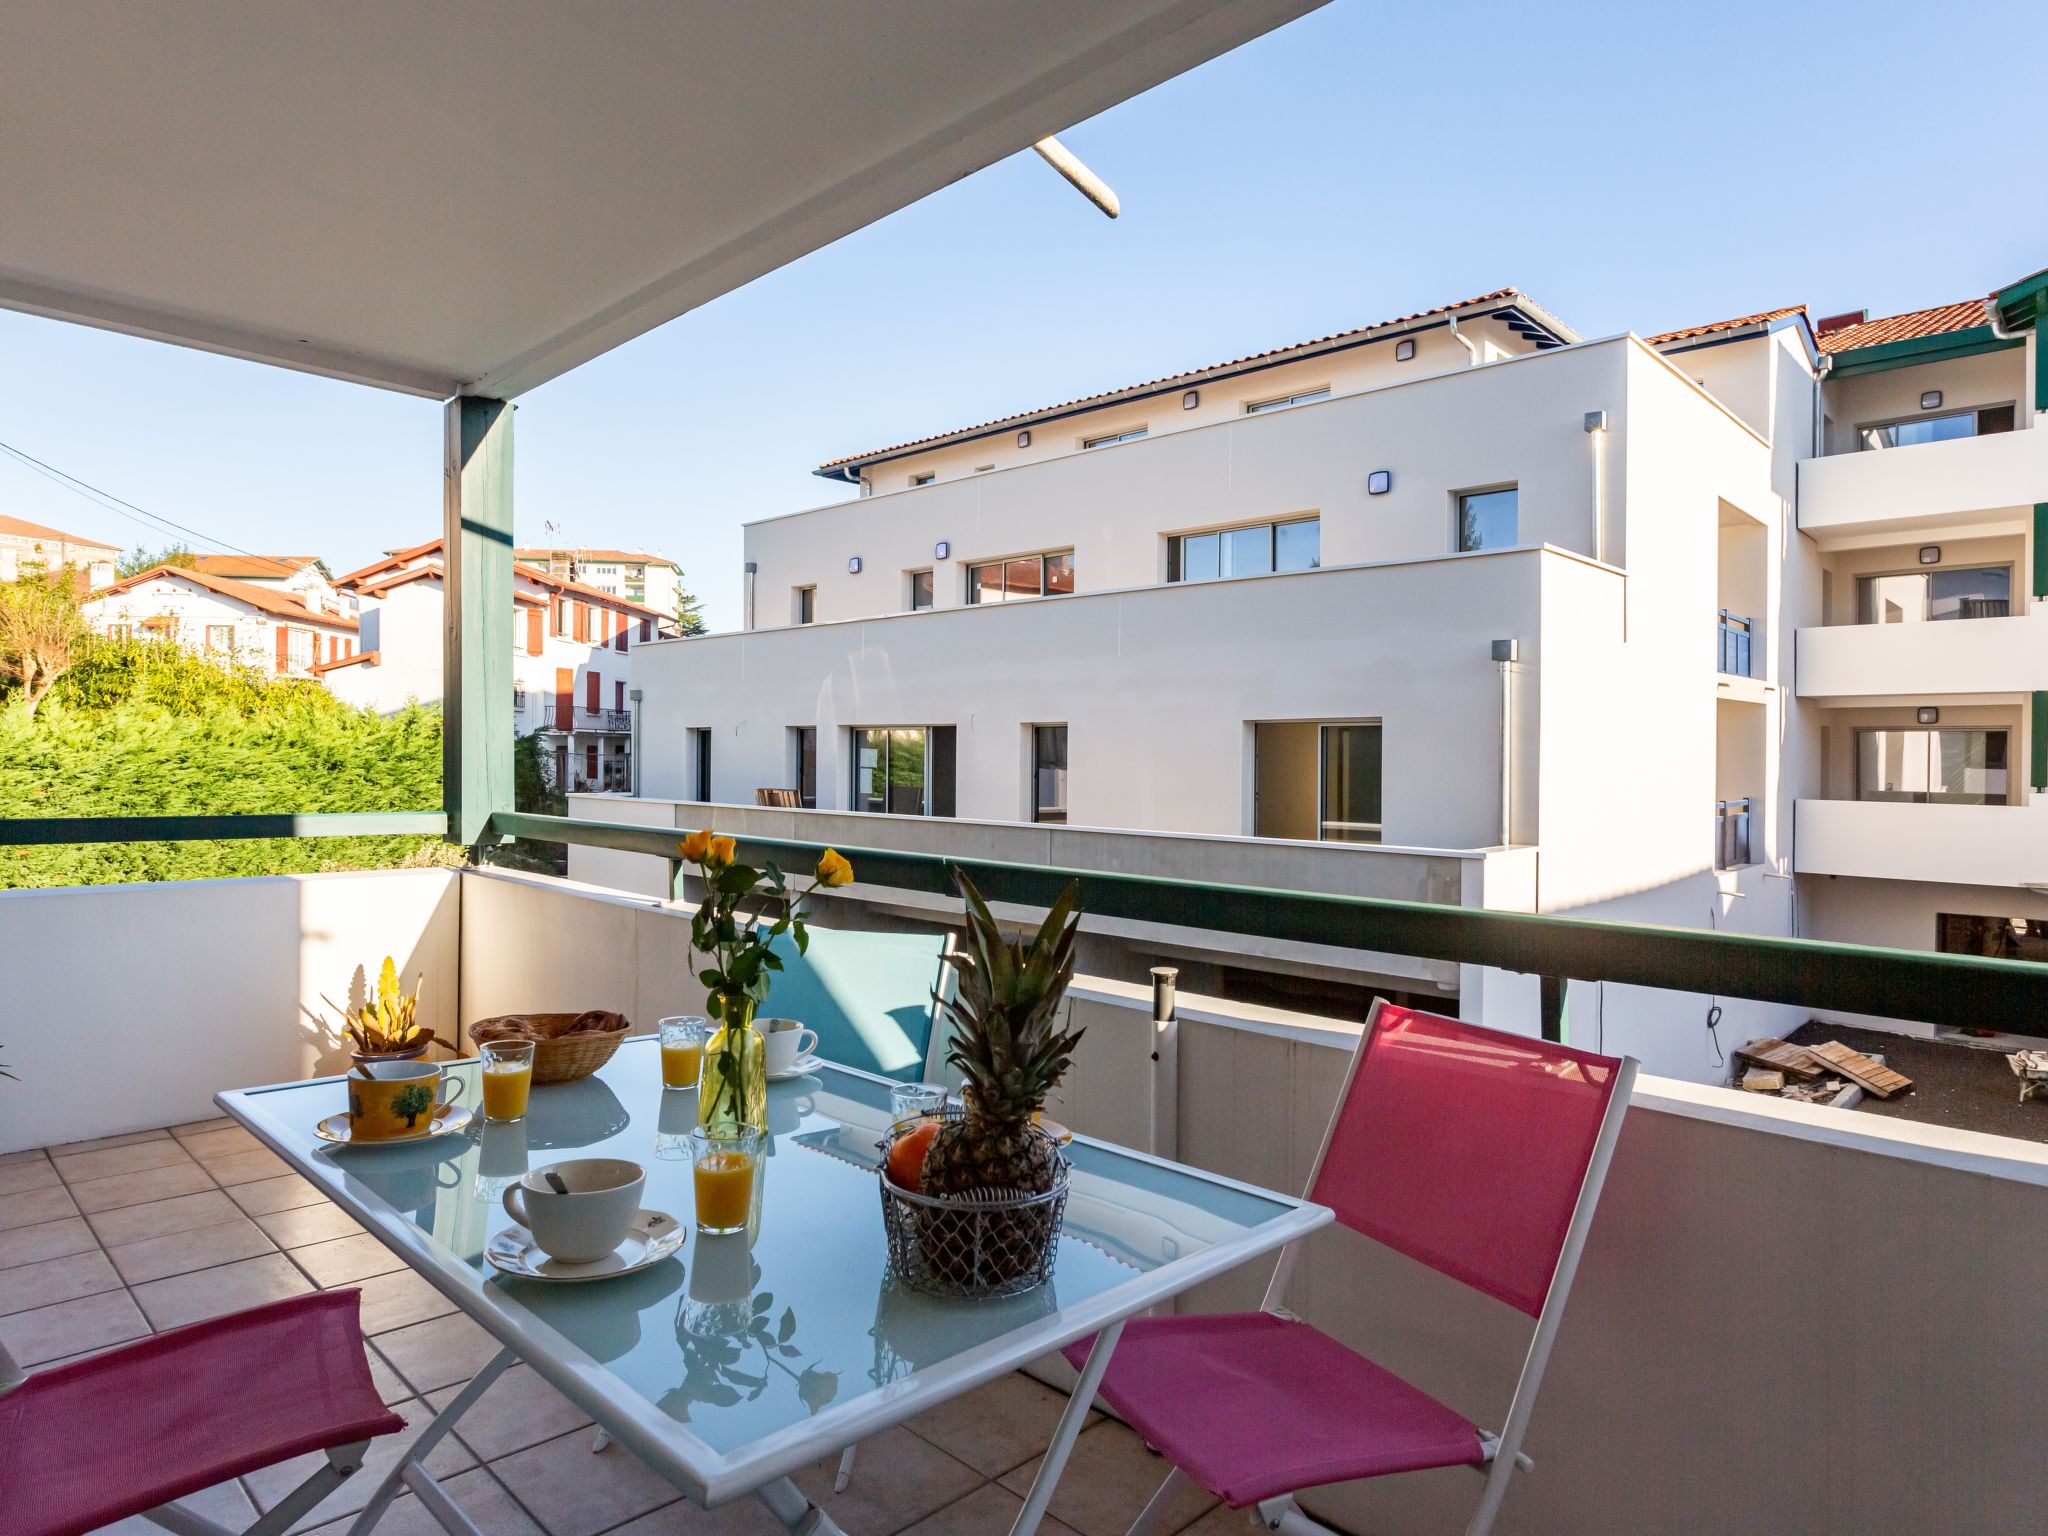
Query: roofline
[
  {"left": 0, "top": 515, "right": 122, "bottom": 552},
  {"left": 1822, "top": 324, "right": 2022, "bottom": 379},
  {"left": 811, "top": 293, "right": 1579, "bottom": 481},
  {"left": 1651, "top": 310, "right": 1820, "bottom": 370},
  {"left": 342, "top": 542, "right": 670, "bottom": 622},
  {"left": 90, "top": 563, "right": 360, "bottom": 628}
]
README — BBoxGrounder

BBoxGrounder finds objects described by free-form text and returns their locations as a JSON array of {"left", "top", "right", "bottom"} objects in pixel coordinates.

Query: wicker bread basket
[{"left": 470, "top": 1011, "right": 631, "bottom": 1085}]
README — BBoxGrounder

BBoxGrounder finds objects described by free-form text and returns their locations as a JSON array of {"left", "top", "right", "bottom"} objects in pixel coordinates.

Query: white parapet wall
[{"left": 0, "top": 868, "right": 459, "bottom": 1154}]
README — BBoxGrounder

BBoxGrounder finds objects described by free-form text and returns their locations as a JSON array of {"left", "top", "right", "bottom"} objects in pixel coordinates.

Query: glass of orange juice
[
  {"left": 658, "top": 1016, "right": 708, "bottom": 1091},
  {"left": 691, "top": 1125, "right": 761, "bottom": 1235},
  {"left": 480, "top": 1041, "right": 534, "bottom": 1122}
]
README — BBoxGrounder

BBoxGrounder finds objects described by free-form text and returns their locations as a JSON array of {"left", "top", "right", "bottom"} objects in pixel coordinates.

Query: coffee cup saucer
[
  {"left": 315, "top": 1103, "right": 473, "bottom": 1147},
  {"left": 486, "top": 1209, "right": 684, "bottom": 1282},
  {"left": 764, "top": 1055, "right": 822, "bottom": 1083}
]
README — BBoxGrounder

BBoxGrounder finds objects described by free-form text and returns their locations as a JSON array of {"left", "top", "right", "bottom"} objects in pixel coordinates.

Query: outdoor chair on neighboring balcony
[
  {"left": 0, "top": 1289, "right": 404, "bottom": 1536},
  {"left": 1063, "top": 1002, "right": 1636, "bottom": 1536}
]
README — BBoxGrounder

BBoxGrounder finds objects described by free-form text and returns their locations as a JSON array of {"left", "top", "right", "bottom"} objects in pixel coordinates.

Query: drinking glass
[
  {"left": 889, "top": 1081, "right": 948, "bottom": 1126},
  {"left": 691, "top": 1125, "right": 763, "bottom": 1235},
  {"left": 480, "top": 1040, "right": 535, "bottom": 1123},
  {"left": 658, "top": 1016, "right": 709, "bottom": 1091}
]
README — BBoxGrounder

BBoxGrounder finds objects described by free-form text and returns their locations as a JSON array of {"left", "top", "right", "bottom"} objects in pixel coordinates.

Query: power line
[{"left": 0, "top": 436, "right": 262, "bottom": 558}]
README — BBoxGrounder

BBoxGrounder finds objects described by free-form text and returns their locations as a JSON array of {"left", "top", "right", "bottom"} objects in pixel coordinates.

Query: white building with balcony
[{"left": 82, "top": 561, "right": 360, "bottom": 677}]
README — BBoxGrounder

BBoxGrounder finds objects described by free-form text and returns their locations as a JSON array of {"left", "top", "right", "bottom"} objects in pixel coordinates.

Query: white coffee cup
[
  {"left": 501, "top": 1158, "right": 645, "bottom": 1263},
  {"left": 759, "top": 1018, "right": 819, "bottom": 1075}
]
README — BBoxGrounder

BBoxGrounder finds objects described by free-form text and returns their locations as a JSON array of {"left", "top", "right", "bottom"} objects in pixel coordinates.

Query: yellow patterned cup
[{"left": 348, "top": 1061, "right": 464, "bottom": 1140}]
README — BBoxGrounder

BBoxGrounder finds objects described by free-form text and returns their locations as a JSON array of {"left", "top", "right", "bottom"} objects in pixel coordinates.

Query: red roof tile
[
  {"left": 1646, "top": 306, "right": 1806, "bottom": 345},
  {"left": 1816, "top": 299, "right": 1991, "bottom": 355},
  {"left": 92, "top": 564, "right": 358, "bottom": 629},
  {"left": 192, "top": 554, "right": 319, "bottom": 579},
  {"left": 0, "top": 514, "right": 120, "bottom": 551},
  {"left": 338, "top": 539, "right": 669, "bottom": 622}
]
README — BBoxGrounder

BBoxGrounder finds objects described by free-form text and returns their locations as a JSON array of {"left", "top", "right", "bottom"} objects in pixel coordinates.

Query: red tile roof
[
  {"left": 192, "top": 554, "right": 319, "bottom": 580},
  {"left": 0, "top": 514, "right": 120, "bottom": 552},
  {"left": 337, "top": 538, "right": 669, "bottom": 622},
  {"left": 92, "top": 564, "right": 358, "bottom": 629},
  {"left": 1816, "top": 299, "right": 1991, "bottom": 355},
  {"left": 1646, "top": 306, "right": 1806, "bottom": 346},
  {"left": 815, "top": 288, "right": 1578, "bottom": 475}
]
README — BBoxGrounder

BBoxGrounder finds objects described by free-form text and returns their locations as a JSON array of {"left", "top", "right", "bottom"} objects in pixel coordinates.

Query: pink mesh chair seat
[
  {"left": 0, "top": 1289, "right": 404, "bottom": 1536},
  {"left": 1061, "top": 1312, "right": 1484, "bottom": 1507}
]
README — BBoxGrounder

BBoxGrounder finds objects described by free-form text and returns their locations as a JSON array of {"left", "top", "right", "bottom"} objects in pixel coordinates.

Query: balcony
[
  {"left": 1713, "top": 797, "right": 1753, "bottom": 869},
  {"left": 1715, "top": 611, "right": 1753, "bottom": 678},
  {"left": 1797, "top": 610, "right": 2048, "bottom": 699},
  {"left": 1794, "top": 797, "right": 2048, "bottom": 886},
  {"left": 1797, "top": 428, "right": 2048, "bottom": 544}
]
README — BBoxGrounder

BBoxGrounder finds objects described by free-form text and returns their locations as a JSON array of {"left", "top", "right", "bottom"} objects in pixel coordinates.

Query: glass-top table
[{"left": 220, "top": 1039, "right": 1330, "bottom": 1534}]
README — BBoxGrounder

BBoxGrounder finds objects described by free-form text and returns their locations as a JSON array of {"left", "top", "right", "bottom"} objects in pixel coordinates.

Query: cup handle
[
  {"left": 501, "top": 1184, "right": 528, "bottom": 1227},
  {"left": 441, "top": 1070, "right": 467, "bottom": 1107},
  {"left": 796, "top": 1029, "right": 818, "bottom": 1058}
]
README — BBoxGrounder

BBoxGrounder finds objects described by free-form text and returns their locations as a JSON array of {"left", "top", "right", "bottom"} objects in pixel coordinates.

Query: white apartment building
[
  {"left": 0, "top": 514, "right": 119, "bottom": 589},
  {"left": 83, "top": 562, "right": 360, "bottom": 677},
  {"left": 515, "top": 547, "right": 685, "bottom": 620},
  {"left": 332, "top": 540, "right": 675, "bottom": 793},
  {"left": 620, "top": 273, "right": 2048, "bottom": 1077}
]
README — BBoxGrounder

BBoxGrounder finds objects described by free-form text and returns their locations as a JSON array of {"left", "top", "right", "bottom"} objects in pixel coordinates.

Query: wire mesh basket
[{"left": 877, "top": 1115, "right": 1070, "bottom": 1299}]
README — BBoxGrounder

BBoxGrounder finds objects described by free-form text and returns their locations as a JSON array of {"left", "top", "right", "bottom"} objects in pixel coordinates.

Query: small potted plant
[{"left": 323, "top": 957, "right": 441, "bottom": 1067}]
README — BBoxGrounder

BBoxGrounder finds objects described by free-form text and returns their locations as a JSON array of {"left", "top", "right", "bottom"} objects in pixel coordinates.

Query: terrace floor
[{"left": 1, "top": 1122, "right": 1228, "bottom": 1536}]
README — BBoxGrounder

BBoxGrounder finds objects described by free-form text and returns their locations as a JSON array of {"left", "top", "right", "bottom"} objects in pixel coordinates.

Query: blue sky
[{"left": 3, "top": 0, "right": 2043, "bottom": 631}]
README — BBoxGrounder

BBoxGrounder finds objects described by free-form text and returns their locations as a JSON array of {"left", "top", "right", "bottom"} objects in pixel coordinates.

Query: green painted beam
[
  {"left": 488, "top": 811, "right": 2048, "bottom": 1036},
  {"left": 2035, "top": 504, "right": 2048, "bottom": 600},
  {"left": 1990, "top": 265, "right": 2048, "bottom": 409},
  {"left": 2034, "top": 691, "right": 2048, "bottom": 794},
  {"left": 445, "top": 396, "right": 515, "bottom": 846},
  {"left": 1822, "top": 325, "right": 2021, "bottom": 380},
  {"left": 0, "top": 812, "right": 448, "bottom": 846}
]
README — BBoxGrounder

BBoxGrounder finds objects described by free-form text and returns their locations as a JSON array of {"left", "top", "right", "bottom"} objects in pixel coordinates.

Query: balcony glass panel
[
  {"left": 1855, "top": 728, "right": 2009, "bottom": 805},
  {"left": 1858, "top": 567, "right": 2011, "bottom": 624}
]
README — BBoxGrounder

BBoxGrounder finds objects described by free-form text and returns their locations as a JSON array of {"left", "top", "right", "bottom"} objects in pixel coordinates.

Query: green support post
[
  {"left": 1538, "top": 974, "right": 1567, "bottom": 1043},
  {"left": 444, "top": 396, "right": 515, "bottom": 846},
  {"left": 2033, "top": 691, "right": 2048, "bottom": 795},
  {"left": 2034, "top": 504, "right": 2047, "bottom": 601}
]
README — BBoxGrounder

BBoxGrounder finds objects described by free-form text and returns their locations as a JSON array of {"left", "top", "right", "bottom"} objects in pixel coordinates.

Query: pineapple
[{"left": 921, "top": 871, "right": 1084, "bottom": 1201}]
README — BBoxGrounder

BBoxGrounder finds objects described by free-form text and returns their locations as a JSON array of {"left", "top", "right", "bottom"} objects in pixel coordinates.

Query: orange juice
[
  {"left": 693, "top": 1151, "right": 755, "bottom": 1232},
  {"left": 661, "top": 1040, "right": 703, "bottom": 1089},
  {"left": 481, "top": 1063, "right": 532, "bottom": 1121}
]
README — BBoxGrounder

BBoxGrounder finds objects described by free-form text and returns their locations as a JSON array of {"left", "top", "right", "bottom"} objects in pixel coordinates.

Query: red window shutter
[
  {"left": 586, "top": 670, "right": 600, "bottom": 713},
  {"left": 585, "top": 743, "right": 598, "bottom": 781},
  {"left": 275, "top": 626, "right": 290, "bottom": 674},
  {"left": 326, "top": 635, "right": 337, "bottom": 663},
  {"left": 555, "top": 667, "right": 573, "bottom": 730},
  {"left": 575, "top": 602, "right": 590, "bottom": 642},
  {"left": 614, "top": 615, "right": 627, "bottom": 653},
  {"left": 639, "top": 618, "right": 651, "bottom": 642},
  {"left": 526, "top": 607, "right": 543, "bottom": 656},
  {"left": 615, "top": 680, "right": 625, "bottom": 711}
]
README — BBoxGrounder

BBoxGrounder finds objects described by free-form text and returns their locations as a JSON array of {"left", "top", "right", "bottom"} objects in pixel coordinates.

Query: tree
[
  {"left": 673, "top": 580, "right": 708, "bottom": 637},
  {"left": 118, "top": 543, "right": 198, "bottom": 578},
  {"left": 0, "top": 569, "right": 88, "bottom": 717}
]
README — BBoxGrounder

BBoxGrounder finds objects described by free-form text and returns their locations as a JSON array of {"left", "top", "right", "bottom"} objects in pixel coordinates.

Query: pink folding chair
[
  {"left": 0, "top": 1289, "right": 405, "bottom": 1536},
  {"left": 1063, "top": 1001, "right": 1635, "bottom": 1536}
]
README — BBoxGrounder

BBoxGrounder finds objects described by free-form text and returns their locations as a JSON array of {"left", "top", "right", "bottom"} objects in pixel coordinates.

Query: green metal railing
[
  {"left": 487, "top": 810, "right": 2048, "bottom": 1042},
  {"left": 0, "top": 812, "right": 447, "bottom": 846}
]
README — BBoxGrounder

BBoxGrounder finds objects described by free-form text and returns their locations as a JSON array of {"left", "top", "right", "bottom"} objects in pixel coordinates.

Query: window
[
  {"left": 1320, "top": 723, "right": 1382, "bottom": 843},
  {"left": 688, "top": 728, "right": 713, "bottom": 802},
  {"left": 966, "top": 550, "right": 1074, "bottom": 603},
  {"left": 1252, "top": 721, "right": 1380, "bottom": 842},
  {"left": 1857, "top": 566, "right": 2011, "bottom": 624},
  {"left": 1245, "top": 387, "right": 1330, "bottom": 414},
  {"left": 1855, "top": 728, "right": 2008, "bottom": 805},
  {"left": 1938, "top": 913, "right": 2048, "bottom": 963},
  {"left": 1032, "top": 725, "right": 1068, "bottom": 825},
  {"left": 1168, "top": 518, "right": 1319, "bottom": 582},
  {"left": 106, "top": 623, "right": 130, "bottom": 641},
  {"left": 908, "top": 570, "right": 934, "bottom": 611},
  {"left": 791, "top": 726, "right": 817, "bottom": 808},
  {"left": 512, "top": 688, "right": 527, "bottom": 713},
  {"left": 1082, "top": 427, "right": 1147, "bottom": 450},
  {"left": 553, "top": 597, "right": 568, "bottom": 637},
  {"left": 286, "top": 627, "right": 315, "bottom": 672},
  {"left": 1456, "top": 487, "right": 1518, "bottom": 553},
  {"left": 1860, "top": 404, "right": 2014, "bottom": 450},
  {"left": 204, "top": 624, "right": 233, "bottom": 652},
  {"left": 795, "top": 586, "right": 815, "bottom": 625},
  {"left": 851, "top": 726, "right": 955, "bottom": 816},
  {"left": 910, "top": 473, "right": 935, "bottom": 488}
]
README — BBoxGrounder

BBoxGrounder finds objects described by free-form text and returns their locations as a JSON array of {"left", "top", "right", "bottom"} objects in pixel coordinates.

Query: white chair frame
[{"left": 1112, "top": 998, "right": 1639, "bottom": 1536}]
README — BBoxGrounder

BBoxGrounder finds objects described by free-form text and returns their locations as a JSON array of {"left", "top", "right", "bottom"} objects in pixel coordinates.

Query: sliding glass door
[
  {"left": 1855, "top": 728, "right": 2009, "bottom": 805},
  {"left": 852, "top": 727, "right": 956, "bottom": 816},
  {"left": 1319, "top": 723, "right": 1382, "bottom": 842}
]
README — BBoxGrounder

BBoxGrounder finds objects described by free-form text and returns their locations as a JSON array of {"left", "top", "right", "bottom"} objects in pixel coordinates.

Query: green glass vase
[{"left": 698, "top": 994, "right": 766, "bottom": 1131}]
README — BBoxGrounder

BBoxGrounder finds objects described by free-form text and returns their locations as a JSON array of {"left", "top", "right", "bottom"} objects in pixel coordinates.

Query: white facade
[
  {"left": 0, "top": 514, "right": 119, "bottom": 589},
  {"left": 516, "top": 548, "right": 684, "bottom": 621},
  {"left": 81, "top": 563, "right": 359, "bottom": 677}
]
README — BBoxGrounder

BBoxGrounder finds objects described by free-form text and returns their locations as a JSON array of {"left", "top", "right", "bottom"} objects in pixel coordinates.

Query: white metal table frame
[{"left": 219, "top": 1059, "right": 1330, "bottom": 1536}]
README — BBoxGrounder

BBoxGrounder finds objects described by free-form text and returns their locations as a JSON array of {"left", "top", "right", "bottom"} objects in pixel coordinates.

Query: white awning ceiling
[{"left": 0, "top": 0, "right": 1321, "bottom": 399}]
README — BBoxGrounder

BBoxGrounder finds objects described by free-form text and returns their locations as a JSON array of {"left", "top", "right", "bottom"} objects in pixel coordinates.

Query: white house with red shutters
[
  {"left": 81, "top": 562, "right": 360, "bottom": 678},
  {"left": 330, "top": 540, "right": 674, "bottom": 792}
]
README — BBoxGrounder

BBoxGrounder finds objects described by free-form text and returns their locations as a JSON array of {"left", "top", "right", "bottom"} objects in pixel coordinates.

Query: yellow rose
[
  {"left": 708, "top": 835, "right": 737, "bottom": 867},
  {"left": 815, "top": 849, "right": 854, "bottom": 887},
  {"left": 679, "top": 830, "right": 712, "bottom": 863}
]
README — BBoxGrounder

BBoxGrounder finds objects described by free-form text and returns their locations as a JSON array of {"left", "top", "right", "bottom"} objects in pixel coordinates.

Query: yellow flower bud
[
  {"left": 679, "top": 830, "right": 712, "bottom": 863},
  {"left": 816, "top": 849, "right": 854, "bottom": 887},
  {"left": 708, "top": 835, "right": 737, "bottom": 867}
]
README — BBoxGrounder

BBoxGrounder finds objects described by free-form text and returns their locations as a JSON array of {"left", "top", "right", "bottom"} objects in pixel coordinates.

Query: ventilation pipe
[
  {"left": 1493, "top": 639, "right": 1518, "bottom": 843},
  {"left": 1447, "top": 312, "right": 1482, "bottom": 366},
  {"left": 1032, "top": 137, "right": 1119, "bottom": 219}
]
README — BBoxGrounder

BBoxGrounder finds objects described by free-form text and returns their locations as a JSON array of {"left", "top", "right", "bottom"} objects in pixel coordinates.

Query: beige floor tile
[
  {"left": 228, "top": 1173, "right": 330, "bottom": 1216},
  {"left": 131, "top": 1252, "right": 313, "bottom": 1330},
  {"left": 67, "top": 1162, "right": 215, "bottom": 1214},
  {"left": 0, "top": 1216, "right": 99, "bottom": 1271},
  {"left": 0, "top": 1248, "right": 123, "bottom": 1316},
  {"left": 169, "top": 1116, "right": 235, "bottom": 1139},
  {"left": 374, "top": 1310, "right": 501, "bottom": 1394},
  {"left": 0, "top": 1286, "right": 150, "bottom": 1366},
  {"left": 427, "top": 1363, "right": 591, "bottom": 1461},
  {"left": 1173, "top": 1505, "right": 1252, "bottom": 1535},
  {"left": 205, "top": 1148, "right": 293, "bottom": 1186},
  {"left": 108, "top": 1214, "right": 277, "bottom": 1285},
  {"left": 304, "top": 1468, "right": 543, "bottom": 1536},
  {"left": 290, "top": 1232, "right": 407, "bottom": 1287},
  {"left": 599, "top": 1493, "right": 785, "bottom": 1535},
  {"left": 90, "top": 1476, "right": 255, "bottom": 1533},
  {"left": 243, "top": 1396, "right": 475, "bottom": 1531},
  {"left": 0, "top": 1148, "right": 51, "bottom": 1168},
  {"left": 792, "top": 1425, "right": 982, "bottom": 1535},
  {"left": 254, "top": 1201, "right": 364, "bottom": 1249},
  {"left": 901, "top": 1481, "right": 1086, "bottom": 1536},
  {"left": 906, "top": 1370, "right": 1098, "bottom": 1478},
  {"left": 87, "top": 1189, "right": 243, "bottom": 1248},
  {"left": 178, "top": 1126, "right": 268, "bottom": 1167},
  {"left": 0, "top": 1158, "right": 62, "bottom": 1196},
  {"left": 354, "top": 1268, "right": 456, "bottom": 1334},
  {"left": 49, "top": 1128, "right": 171, "bottom": 1156},
  {"left": 0, "top": 1183, "right": 81, "bottom": 1230},
  {"left": 493, "top": 1431, "right": 684, "bottom": 1536},
  {"left": 999, "top": 1421, "right": 1217, "bottom": 1536},
  {"left": 52, "top": 1139, "right": 195, "bottom": 1185}
]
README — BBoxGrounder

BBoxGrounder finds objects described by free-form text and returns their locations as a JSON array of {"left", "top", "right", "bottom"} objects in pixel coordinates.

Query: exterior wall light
[
  {"left": 847, "top": 556, "right": 862, "bottom": 575},
  {"left": 1017, "top": 430, "right": 1032, "bottom": 448},
  {"left": 1919, "top": 546, "right": 1941, "bottom": 565},
  {"left": 934, "top": 540, "right": 950, "bottom": 561},
  {"left": 1395, "top": 339, "right": 1416, "bottom": 362},
  {"left": 1584, "top": 410, "right": 1609, "bottom": 433},
  {"left": 1367, "top": 470, "right": 1392, "bottom": 495},
  {"left": 1182, "top": 390, "right": 1200, "bottom": 410},
  {"left": 1917, "top": 706, "right": 1941, "bottom": 725},
  {"left": 1920, "top": 390, "right": 1943, "bottom": 410}
]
